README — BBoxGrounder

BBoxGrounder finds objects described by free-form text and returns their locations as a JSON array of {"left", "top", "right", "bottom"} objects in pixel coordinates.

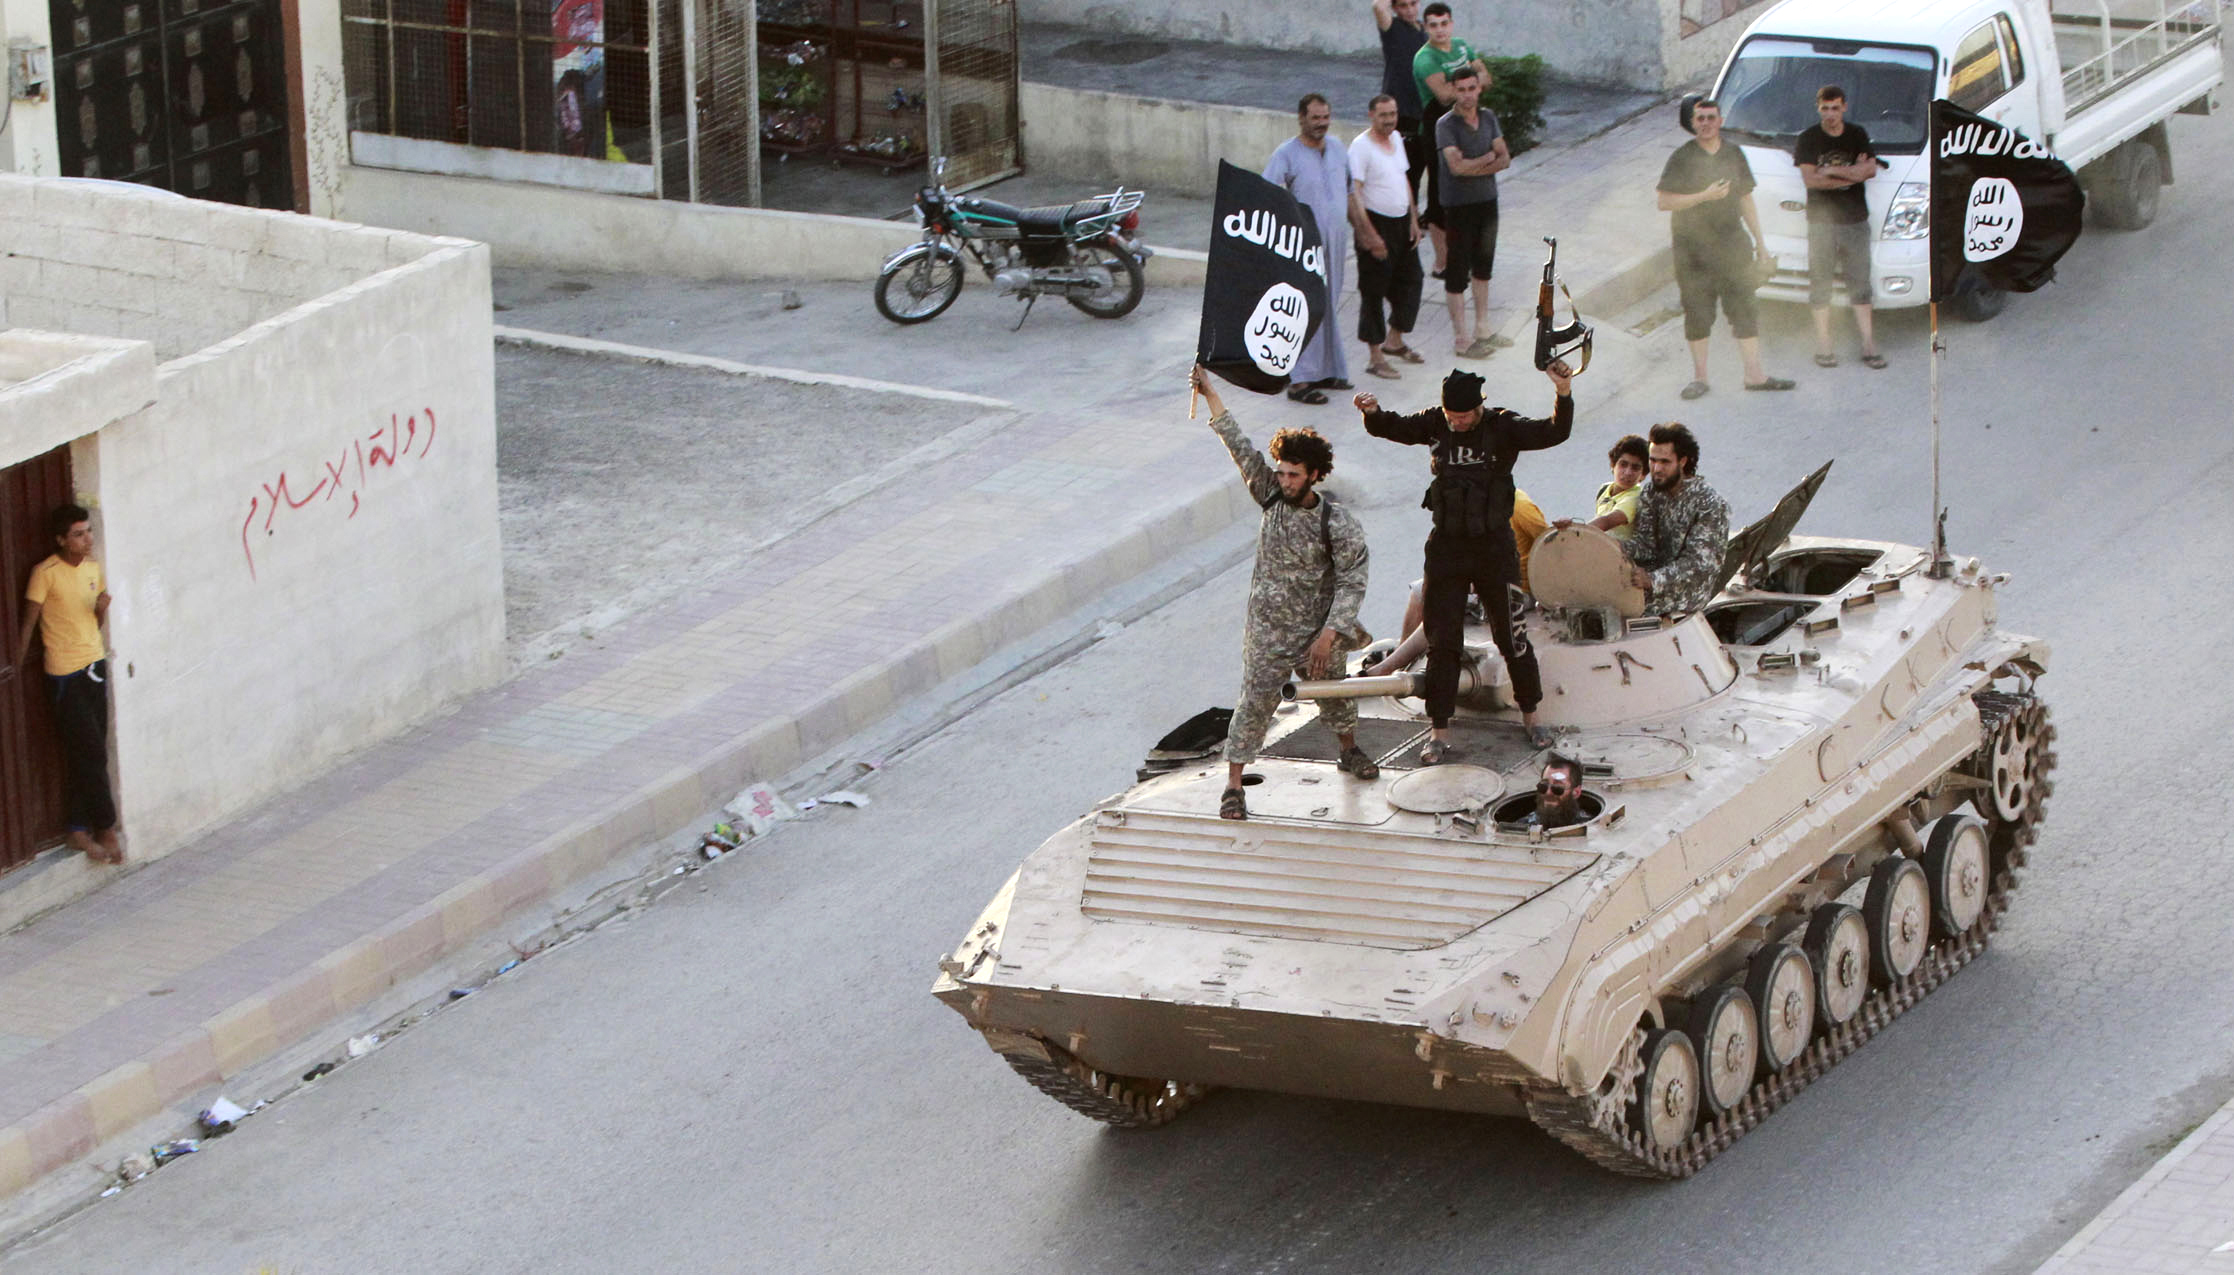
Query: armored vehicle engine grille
[{"left": 1082, "top": 812, "right": 1599, "bottom": 950}]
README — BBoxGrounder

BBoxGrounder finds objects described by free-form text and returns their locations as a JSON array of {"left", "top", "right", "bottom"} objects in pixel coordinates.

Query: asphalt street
[{"left": 8, "top": 115, "right": 2232, "bottom": 1274}]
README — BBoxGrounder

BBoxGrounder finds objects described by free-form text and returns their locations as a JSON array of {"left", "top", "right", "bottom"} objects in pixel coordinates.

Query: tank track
[
  {"left": 994, "top": 1040, "right": 1210, "bottom": 1129},
  {"left": 1522, "top": 691, "right": 2054, "bottom": 1179}
]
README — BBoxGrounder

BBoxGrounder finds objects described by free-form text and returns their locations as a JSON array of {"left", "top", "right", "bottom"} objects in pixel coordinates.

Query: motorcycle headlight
[{"left": 1882, "top": 182, "right": 1929, "bottom": 240}]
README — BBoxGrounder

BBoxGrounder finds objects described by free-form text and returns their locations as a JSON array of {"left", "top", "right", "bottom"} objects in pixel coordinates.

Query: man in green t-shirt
[{"left": 1410, "top": 2, "right": 1488, "bottom": 278}]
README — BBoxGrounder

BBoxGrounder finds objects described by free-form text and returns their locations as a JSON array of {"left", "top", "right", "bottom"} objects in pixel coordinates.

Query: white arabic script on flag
[{"left": 1963, "top": 177, "right": 2025, "bottom": 262}]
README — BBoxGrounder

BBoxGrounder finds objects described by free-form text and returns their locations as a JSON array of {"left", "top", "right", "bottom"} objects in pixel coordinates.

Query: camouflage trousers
[{"left": 1224, "top": 631, "right": 1359, "bottom": 765}]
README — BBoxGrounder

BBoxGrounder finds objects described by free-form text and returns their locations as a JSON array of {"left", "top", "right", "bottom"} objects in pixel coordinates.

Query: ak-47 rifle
[{"left": 1534, "top": 237, "right": 1594, "bottom": 375}]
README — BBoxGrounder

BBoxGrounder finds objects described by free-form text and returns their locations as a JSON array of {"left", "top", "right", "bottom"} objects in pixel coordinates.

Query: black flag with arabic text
[
  {"left": 1196, "top": 160, "right": 1330, "bottom": 394},
  {"left": 1929, "top": 98, "right": 2084, "bottom": 302}
]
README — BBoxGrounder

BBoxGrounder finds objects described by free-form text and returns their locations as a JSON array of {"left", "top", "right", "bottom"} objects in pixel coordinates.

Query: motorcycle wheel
[
  {"left": 1064, "top": 239, "right": 1146, "bottom": 319},
  {"left": 874, "top": 245, "right": 964, "bottom": 324}
]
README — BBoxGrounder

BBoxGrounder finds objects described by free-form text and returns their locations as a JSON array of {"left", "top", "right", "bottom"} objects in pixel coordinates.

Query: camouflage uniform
[
  {"left": 1626, "top": 474, "right": 1730, "bottom": 615},
  {"left": 1210, "top": 411, "right": 1371, "bottom": 765}
]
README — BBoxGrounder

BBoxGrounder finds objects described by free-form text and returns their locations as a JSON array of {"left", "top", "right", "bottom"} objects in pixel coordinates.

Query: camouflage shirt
[
  {"left": 1625, "top": 474, "right": 1729, "bottom": 615},
  {"left": 1210, "top": 411, "right": 1370, "bottom": 648}
]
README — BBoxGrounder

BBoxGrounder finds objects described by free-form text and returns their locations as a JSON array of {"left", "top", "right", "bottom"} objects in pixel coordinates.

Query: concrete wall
[
  {"left": 0, "top": 175, "right": 505, "bottom": 859},
  {"left": 0, "top": 183, "right": 434, "bottom": 359},
  {"left": 339, "top": 164, "right": 1209, "bottom": 286},
  {"left": 1018, "top": 0, "right": 1752, "bottom": 90},
  {"left": 0, "top": 333, "right": 156, "bottom": 470},
  {"left": 1020, "top": 83, "right": 1366, "bottom": 193},
  {"left": 1017, "top": 0, "right": 1661, "bottom": 81}
]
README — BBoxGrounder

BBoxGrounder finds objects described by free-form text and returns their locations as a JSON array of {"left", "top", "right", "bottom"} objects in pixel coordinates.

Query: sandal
[
  {"left": 1814, "top": 353, "right": 1840, "bottom": 368},
  {"left": 1219, "top": 787, "right": 1248, "bottom": 820},
  {"left": 1366, "top": 363, "right": 1402, "bottom": 380},
  {"left": 1743, "top": 376, "right": 1797, "bottom": 391},
  {"left": 1285, "top": 385, "right": 1329, "bottom": 404},
  {"left": 1315, "top": 377, "right": 1354, "bottom": 391},
  {"left": 1419, "top": 739, "right": 1460, "bottom": 765},
  {"left": 1458, "top": 337, "right": 1499, "bottom": 359},
  {"left": 1380, "top": 343, "right": 1425, "bottom": 364},
  {"left": 1485, "top": 333, "right": 1516, "bottom": 349},
  {"left": 1861, "top": 352, "right": 1888, "bottom": 370},
  {"left": 1338, "top": 746, "right": 1381, "bottom": 780},
  {"left": 1680, "top": 380, "right": 1710, "bottom": 401}
]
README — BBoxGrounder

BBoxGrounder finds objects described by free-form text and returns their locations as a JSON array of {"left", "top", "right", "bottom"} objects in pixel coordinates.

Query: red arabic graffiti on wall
[{"left": 240, "top": 408, "right": 437, "bottom": 580}]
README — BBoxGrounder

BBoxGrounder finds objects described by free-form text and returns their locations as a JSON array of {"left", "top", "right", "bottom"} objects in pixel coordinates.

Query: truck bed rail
[{"left": 2054, "top": 0, "right": 2224, "bottom": 113}]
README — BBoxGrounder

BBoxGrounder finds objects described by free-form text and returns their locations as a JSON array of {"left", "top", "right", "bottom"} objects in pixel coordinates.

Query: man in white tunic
[{"left": 1264, "top": 93, "right": 1353, "bottom": 403}]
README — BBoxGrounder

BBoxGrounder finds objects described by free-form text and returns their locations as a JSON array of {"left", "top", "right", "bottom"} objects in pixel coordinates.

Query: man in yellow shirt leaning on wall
[{"left": 11, "top": 504, "right": 122, "bottom": 864}]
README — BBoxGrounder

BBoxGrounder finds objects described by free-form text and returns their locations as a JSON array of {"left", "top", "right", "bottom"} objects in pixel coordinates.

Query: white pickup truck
[{"left": 1706, "top": 0, "right": 2225, "bottom": 318}]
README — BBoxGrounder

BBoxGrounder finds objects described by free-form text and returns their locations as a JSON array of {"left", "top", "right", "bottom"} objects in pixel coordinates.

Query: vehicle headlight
[{"left": 1882, "top": 182, "right": 1929, "bottom": 240}]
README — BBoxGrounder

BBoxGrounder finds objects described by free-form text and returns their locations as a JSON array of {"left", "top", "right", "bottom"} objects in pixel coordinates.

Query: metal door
[
  {"left": 49, "top": 0, "right": 296, "bottom": 207},
  {"left": 0, "top": 446, "right": 76, "bottom": 876},
  {"left": 927, "top": 0, "right": 1018, "bottom": 189}
]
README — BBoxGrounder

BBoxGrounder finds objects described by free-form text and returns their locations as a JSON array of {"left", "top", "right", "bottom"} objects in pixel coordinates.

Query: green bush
[{"left": 1483, "top": 53, "right": 1547, "bottom": 154}]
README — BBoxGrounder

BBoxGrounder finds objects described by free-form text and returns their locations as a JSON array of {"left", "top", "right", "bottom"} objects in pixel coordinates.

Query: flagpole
[{"left": 1929, "top": 300, "right": 1946, "bottom": 577}]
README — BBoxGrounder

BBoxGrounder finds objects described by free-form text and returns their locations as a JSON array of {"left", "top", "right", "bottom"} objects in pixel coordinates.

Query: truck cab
[{"left": 1709, "top": 0, "right": 2223, "bottom": 318}]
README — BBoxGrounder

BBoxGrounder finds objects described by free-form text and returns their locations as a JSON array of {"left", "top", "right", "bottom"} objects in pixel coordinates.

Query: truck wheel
[
  {"left": 1950, "top": 271, "right": 2007, "bottom": 323},
  {"left": 2097, "top": 139, "right": 2164, "bottom": 230}
]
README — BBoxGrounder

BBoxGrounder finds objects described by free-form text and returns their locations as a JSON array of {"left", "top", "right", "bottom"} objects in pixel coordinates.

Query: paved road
[{"left": 10, "top": 117, "right": 2232, "bottom": 1274}]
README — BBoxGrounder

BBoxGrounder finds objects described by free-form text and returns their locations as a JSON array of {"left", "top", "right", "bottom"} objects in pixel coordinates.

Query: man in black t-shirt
[
  {"left": 1794, "top": 85, "right": 1885, "bottom": 369},
  {"left": 1655, "top": 98, "right": 1793, "bottom": 401},
  {"left": 1354, "top": 364, "right": 1574, "bottom": 759}
]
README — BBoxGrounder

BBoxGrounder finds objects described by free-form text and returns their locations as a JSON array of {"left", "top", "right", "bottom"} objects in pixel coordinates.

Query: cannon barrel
[
  {"left": 1282, "top": 664, "right": 1483, "bottom": 702},
  {"left": 1283, "top": 673, "right": 1421, "bottom": 701}
]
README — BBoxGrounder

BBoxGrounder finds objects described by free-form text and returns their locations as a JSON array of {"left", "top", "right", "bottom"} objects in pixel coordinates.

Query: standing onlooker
[
  {"left": 1371, "top": 0, "right": 1430, "bottom": 200},
  {"left": 11, "top": 505, "right": 122, "bottom": 864},
  {"left": 1410, "top": 3, "right": 1487, "bottom": 280},
  {"left": 1794, "top": 85, "right": 1886, "bottom": 369},
  {"left": 1265, "top": 93, "right": 1354, "bottom": 403},
  {"left": 1654, "top": 97, "right": 1795, "bottom": 400},
  {"left": 1435, "top": 65, "right": 1510, "bottom": 359},
  {"left": 1350, "top": 94, "right": 1427, "bottom": 379}
]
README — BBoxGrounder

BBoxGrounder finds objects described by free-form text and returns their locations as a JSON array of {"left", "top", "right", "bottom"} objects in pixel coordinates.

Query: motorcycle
[{"left": 874, "top": 157, "right": 1152, "bottom": 328}]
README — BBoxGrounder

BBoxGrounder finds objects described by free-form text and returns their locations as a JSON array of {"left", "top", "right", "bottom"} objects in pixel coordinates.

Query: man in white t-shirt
[{"left": 1347, "top": 93, "right": 1426, "bottom": 381}]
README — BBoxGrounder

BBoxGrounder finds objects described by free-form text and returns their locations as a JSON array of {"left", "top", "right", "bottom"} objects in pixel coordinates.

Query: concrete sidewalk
[
  {"left": 0, "top": 84, "right": 1688, "bottom": 1219},
  {"left": 2034, "top": 1090, "right": 2234, "bottom": 1273}
]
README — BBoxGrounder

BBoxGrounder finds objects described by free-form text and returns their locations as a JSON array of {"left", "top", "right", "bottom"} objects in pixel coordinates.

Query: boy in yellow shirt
[{"left": 13, "top": 504, "right": 121, "bottom": 863}]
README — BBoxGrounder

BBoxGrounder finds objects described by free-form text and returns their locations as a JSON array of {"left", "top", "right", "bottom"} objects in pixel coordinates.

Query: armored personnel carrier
[{"left": 932, "top": 470, "right": 2054, "bottom": 1176}]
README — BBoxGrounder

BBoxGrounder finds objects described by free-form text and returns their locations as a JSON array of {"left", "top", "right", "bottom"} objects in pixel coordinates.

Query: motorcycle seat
[{"left": 958, "top": 196, "right": 1114, "bottom": 233}]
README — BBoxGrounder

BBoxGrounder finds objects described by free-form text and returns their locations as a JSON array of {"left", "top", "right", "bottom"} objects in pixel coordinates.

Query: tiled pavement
[
  {"left": 2036, "top": 1092, "right": 2234, "bottom": 1273},
  {"left": 0, "top": 362, "right": 1257, "bottom": 1205}
]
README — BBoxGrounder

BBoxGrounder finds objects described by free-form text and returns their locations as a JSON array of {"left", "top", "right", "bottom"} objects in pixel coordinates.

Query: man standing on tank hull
[
  {"left": 1192, "top": 368, "right": 1376, "bottom": 822},
  {"left": 1355, "top": 364, "right": 1573, "bottom": 761}
]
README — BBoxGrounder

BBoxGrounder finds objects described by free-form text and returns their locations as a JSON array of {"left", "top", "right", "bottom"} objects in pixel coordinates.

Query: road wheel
[
  {"left": 1921, "top": 813, "right": 1992, "bottom": 937},
  {"left": 1866, "top": 856, "right": 1931, "bottom": 983},
  {"left": 1064, "top": 239, "right": 1145, "bottom": 319},
  {"left": 873, "top": 244, "right": 964, "bottom": 324},
  {"left": 1628, "top": 1028, "right": 1701, "bottom": 1152},
  {"left": 1686, "top": 984, "right": 1758, "bottom": 1116},
  {"left": 1805, "top": 902, "right": 1870, "bottom": 1028},
  {"left": 1746, "top": 942, "right": 1816, "bottom": 1074}
]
